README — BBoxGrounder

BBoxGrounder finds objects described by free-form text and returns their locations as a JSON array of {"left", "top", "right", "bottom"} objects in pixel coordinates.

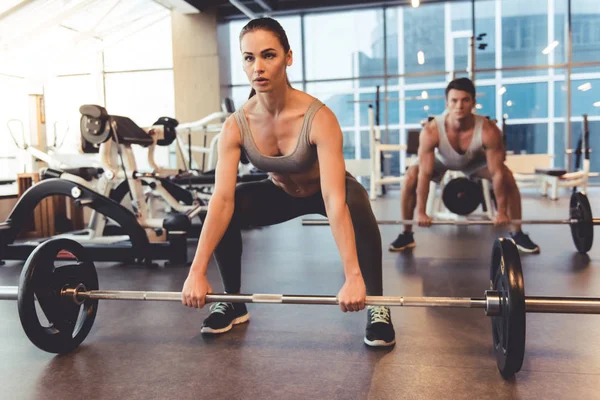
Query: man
[{"left": 389, "top": 78, "right": 539, "bottom": 253}]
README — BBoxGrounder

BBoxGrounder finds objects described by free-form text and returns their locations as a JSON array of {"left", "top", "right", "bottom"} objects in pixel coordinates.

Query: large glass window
[
  {"left": 306, "top": 81, "right": 355, "bottom": 128},
  {"left": 44, "top": 75, "right": 99, "bottom": 155},
  {"left": 222, "top": 2, "right": 600, "bottom": 175},
  {"left": 572, "top": 0, "right": 600, "bottom": 65},
  {"left": 0, "top": 75, "right": 28, "bottom": 179},
  {"left": 474, "top": 84, "right": 496, "bottom": 118},
  {"left": 554, "top": 121, "right": 599, "bottom": 172},
  {"left": 501, "top": 82, "right": 548, "bottom": 119},
  {"left": 403, "top": 4, "right": 446, "bottom": 84},
  {"left": 405, "top": 88, "right": 446, "bottom": 124},
  {"left": 103, "top": 17, "right": 173, "bottom": 73},
  {"left": 504, "top": 123, "right": 548, "bottom": 154},
  {"left": 554, "top": 78, "right": 600, "bottom": 118},
  {"left": 304, "top": 9, "right": 384, "bottom": 81},
  {"left": 501, "top": 0, "right": 549, "bottom": 76},
  {"left": 105, "top": 70, "right": 175, "bottom": 170}
]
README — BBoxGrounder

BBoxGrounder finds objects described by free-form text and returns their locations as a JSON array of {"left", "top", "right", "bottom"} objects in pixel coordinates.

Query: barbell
[
  {"left": 303, "top": 191, "right": 597, "bottom": 253},
  {"left": 1, "top": 237, "right": 600, "bottom": 379}
]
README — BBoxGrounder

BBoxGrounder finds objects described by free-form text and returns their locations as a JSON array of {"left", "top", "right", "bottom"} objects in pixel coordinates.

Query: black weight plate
[
  {"left": 80, "top": 115, "right": 111, "bottom": 145},
  {"left": 18, "top": 238, "right": 99, "bottom": 354},
  {"left": 490, "top": 238, "right": 526, "bottom": 379},
  {"left": 570, "top": 192, "right": 594, "bottom": 253},
  {"left": 442, "top": 177, "right": 482, "bottom": 216}
]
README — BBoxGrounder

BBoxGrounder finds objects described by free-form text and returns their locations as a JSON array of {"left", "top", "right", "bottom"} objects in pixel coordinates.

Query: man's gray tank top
[
  {"left": 233, "top": 99, "right": 325, "bottom": 174},
  {"left": 434, "top": 113, "right": 487, "bottom": 170}
]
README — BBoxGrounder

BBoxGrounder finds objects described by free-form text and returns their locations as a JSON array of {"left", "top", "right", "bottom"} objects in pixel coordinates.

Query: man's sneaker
[
  {"left": 364, "top": 306, "right": 396, "bottom": 347},
  {"left": 510, "top": 231, "right": 540, "bottom": 254},
  {"left": 389, "top": 232, "right": 416, "bottom": 252},
  {"left": 200, "top": 302, "right": 249, "bottom": 334}
]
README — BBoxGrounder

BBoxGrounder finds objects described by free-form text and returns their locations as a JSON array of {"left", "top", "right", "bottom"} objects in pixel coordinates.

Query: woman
[{"left": 181, "top": 17, "right": 395, "bottom": 347}]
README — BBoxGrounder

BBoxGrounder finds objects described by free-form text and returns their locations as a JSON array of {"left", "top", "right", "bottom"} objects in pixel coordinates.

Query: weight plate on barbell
[
  {"left": 442, "top": 177, "right": 483, "bottom": 216},
  {"left": 18, "top": 238, "right": 99, "bottom": 354},
  {"left": 569, "top": 192, "right": 594, "bottom": 254},
  {"left": 490, "top": 237, "right": 526, "bottom": 379}
]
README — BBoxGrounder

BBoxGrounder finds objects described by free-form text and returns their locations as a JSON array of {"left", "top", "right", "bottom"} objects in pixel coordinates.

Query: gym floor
[{"left": 1, "top": 189, "right": 599, "bottom": 400}]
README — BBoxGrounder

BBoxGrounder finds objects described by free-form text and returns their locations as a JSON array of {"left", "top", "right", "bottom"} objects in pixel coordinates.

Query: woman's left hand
[{"left": 337, "top": 275, "right": 366, "bottom": 312}]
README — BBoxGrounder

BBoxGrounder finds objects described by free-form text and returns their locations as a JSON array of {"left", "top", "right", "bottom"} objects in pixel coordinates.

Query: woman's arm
[
  {"left": 189, "top": 116, "right": 242, "bottom": 275},
  {"left": 312, "top": 106, "right": 365, "bottom": 312}
]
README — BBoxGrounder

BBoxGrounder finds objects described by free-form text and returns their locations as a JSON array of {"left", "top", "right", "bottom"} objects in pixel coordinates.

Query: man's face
[{"left": 446, "top": 89, "right": 474, "bottom": 119}]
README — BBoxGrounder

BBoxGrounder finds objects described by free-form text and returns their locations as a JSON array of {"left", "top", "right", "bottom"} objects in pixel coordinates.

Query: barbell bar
[
  {"left": 302, "top": 218, "right": 593, "bottom": 226},
  {"left": 2, "top": 286, "right": 599, "bottom": 315}
]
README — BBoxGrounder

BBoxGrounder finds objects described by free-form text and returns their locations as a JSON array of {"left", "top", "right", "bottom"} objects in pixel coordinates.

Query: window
[
  {"left": 104, "top": 70, "right": 175, "bottom": 170},
  {"left": 554, "top": 121, "right": 599, "bottom": 172},
  {"left": 572, "top": 0, "right": 600, "bottom": 64},
  {"left": 554, "top": 78, "right": 600, "bottom": 118},
  {"left": 0, "top": 75, "right": 27, "bottom": 179},
  {"left": 342, "top": 129, "right": 357, "bottom": 159},
  {"left": 504, "top": 123, "right": 548, "bottom": 154},
  {"left": 501, "top": 83, "right": 548, "bottom": 119},
  {"left": 44, "top": 75, "right": 99, "bottom": 155},
  {"left": 501, "top": 0, "right": 549, "bottom": 77},
  {"left": 231, "top": 86, "right": 252, "bottom": 111},
  {"left": 405, "top": 88, "right": 445, "bottom": 124},
  {"left": 474, "top": 85, "right": 496, "bottom": 118},
  {"left": 403, "top": 4, "right": 446, "bottom": 84},
  {"left": 453, "top": 1, "right": 496, "bottom": 79},
  {"left": 304, "top": 9, "right": 384, "bottom": 81},
  {"left": 306, "top": 81, "right": 355, "bottom": 128},
  {"left": 103, "top": 17, "right": 173, "bottom": 72}
]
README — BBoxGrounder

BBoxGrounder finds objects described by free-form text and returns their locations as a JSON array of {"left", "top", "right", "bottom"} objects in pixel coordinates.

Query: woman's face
[{"left": 241, "top": 29, "right": 292, "bottom": 94}]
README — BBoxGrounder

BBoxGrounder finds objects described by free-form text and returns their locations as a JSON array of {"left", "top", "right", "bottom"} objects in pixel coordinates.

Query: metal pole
[
  {"left": 301, "top": 218, "right": 578, "bottom": 226},
  {"left": 470, "top": 0, "right": 476, "bottom": 82},
  {"left": 565, "top": 0, "right": 573, "bottom": 171},
  {"left": 65, "top": 288, "right": 488, "bottom": 308},
  {"left": 0, "top": 286, "right": 18, "bottom": 300},
  {"left": 525, "top": 297, "right": 600, "bottom": 314},
  {"left": 61, "top": 289, "right": 600, "bottom": 315}
]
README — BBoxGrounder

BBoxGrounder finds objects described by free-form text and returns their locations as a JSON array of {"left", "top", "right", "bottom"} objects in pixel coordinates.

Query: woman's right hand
[
  {"left": 417, "top": 212, "right": 432, "bottom": 227},
  {"left": 181, "top": 271, "right": 213, "bottom": 308}
]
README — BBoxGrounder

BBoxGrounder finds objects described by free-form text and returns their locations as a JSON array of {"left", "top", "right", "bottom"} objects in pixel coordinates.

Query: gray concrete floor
[{"left": 1, "top": 188, "right": 599, "bottom": 399}]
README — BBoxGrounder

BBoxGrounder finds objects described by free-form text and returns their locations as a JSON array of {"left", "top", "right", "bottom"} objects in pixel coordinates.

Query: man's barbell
[{"left": 303, "top": 191, "right": 596, "bottom": 253}]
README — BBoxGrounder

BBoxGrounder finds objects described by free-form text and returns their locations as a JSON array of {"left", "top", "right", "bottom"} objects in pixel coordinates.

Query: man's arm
[
  {"left": 483, "top": 120, "right": 509, "bottom": 216},
  {"left": 415, "top": 124, "right": 438, "bottom": 216}
]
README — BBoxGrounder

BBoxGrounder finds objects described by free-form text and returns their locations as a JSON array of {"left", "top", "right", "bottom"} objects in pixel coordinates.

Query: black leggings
[{"left": 214, "top": 174, "right": 383, "bottom": 295}]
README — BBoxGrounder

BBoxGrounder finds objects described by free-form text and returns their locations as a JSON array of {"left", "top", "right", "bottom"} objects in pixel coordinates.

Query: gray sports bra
[{"left": 233, "top": 99, "right": 325, "bottom": 174}]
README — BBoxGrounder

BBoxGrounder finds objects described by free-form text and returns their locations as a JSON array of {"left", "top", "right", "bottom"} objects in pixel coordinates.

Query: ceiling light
[{"left": 542, "top": 40, "right": 559, "bottom": 55}]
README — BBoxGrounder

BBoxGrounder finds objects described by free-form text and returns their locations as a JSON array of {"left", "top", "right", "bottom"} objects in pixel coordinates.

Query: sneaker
[
  {"left": 200, "top": 302, "right": 249, "bottom": 334},
  {"left": 510, "top": 231, "right": 540, "bottom": 254},
  {"left": 389, "top": 232, "right": 416, "bottom": 252},
  {"left": 364, "top": 306, "right": 396, "bottom": 347}
]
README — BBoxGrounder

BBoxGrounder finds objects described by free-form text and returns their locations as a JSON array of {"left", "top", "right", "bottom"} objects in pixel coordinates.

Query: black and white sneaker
[
  {"left": 364, "top": 306, "right": 396, "bottom": 347},
  {"left": 200, "top": 302, "right": 249, "bottom": 334},
  {"left": 389, "top": 232, "right": 416, "bottom": 252},
  {"left": 510, "top": 231, "right": 540, "bottom": 254}
]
